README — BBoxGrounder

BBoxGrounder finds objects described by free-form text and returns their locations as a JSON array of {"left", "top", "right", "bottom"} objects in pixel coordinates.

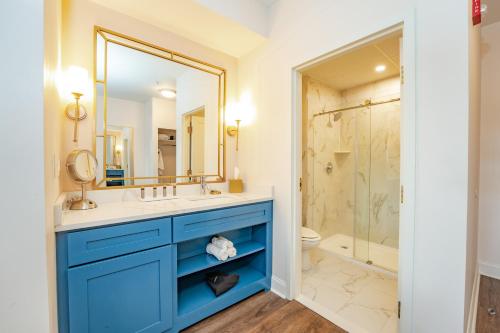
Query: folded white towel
[
  {"left": 227, "top": 246, "right": 237, "bottom": 258},
  {"left": 206, "top": 243, "right": 229, "bottom": 261},
  {"left": 211, "top": 236, "right": 234, "bottom": 250}
]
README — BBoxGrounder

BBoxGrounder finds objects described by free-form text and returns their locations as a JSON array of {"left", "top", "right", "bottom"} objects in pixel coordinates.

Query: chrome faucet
[{"left": 200, "top": 176, "right": 208, "bottom": 195}]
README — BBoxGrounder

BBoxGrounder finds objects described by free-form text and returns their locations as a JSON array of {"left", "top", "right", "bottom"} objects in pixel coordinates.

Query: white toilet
[{"left": 301, "top": 227, "right": 321, "bottom": 270}]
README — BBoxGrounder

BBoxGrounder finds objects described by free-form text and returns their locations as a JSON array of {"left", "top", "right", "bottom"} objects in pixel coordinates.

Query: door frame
[{"left": 289, "top": 11, "right": 416, "bottom": 332}]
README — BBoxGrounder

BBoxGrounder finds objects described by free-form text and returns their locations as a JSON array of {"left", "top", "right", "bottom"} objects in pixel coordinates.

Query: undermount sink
[{"left": 184, "top": 195, "right": 231, "bottom": 201}]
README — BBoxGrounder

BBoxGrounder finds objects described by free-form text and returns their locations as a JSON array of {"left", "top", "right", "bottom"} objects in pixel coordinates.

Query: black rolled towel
[{"left": 206, "top": 270, "right": 240, "bottom": 296}]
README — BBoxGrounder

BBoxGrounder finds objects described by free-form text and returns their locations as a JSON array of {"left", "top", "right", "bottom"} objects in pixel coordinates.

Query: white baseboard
[
  {"left": 466, "top": 268, "right": 480, "bottom": 333},
  {"left": 479, "top": 261, "right": 500, "bottom": 280},
  {"left": 271, "top": 275, "right": 288, "bottom": 299}
]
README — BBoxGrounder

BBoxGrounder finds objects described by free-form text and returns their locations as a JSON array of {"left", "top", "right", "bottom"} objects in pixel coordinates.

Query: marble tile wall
[{"left": 302, "top": 76, "right": 400, "bottom": 249}]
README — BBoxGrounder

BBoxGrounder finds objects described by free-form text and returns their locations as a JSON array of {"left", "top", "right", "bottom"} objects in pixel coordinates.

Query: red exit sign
[{"left": 473, "top": 0, "right": 481, "bottom": 25}]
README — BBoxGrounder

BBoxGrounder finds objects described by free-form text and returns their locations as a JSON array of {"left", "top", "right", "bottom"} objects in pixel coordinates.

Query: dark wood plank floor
[
  {"left": 182, "top": 292, "right": 346, "bottom": 333},
  {"left": 477, "top": 275, "right": 500, "bottom": 333}
]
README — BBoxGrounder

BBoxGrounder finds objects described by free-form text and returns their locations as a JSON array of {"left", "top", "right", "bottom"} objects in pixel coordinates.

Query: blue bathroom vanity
[{"left": 56, "top": 200, "right": 273, "bottom": 333}]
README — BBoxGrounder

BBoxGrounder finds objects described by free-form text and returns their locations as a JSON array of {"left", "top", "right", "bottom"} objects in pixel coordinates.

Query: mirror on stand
[{"left": 66, "top": 149, "right": 98, "bottom": 210}]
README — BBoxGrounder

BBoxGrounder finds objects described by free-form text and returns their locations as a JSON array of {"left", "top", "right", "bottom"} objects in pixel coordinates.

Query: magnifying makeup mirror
[{"left": 66, "top": 149, "right": 98, "bottom": 210}]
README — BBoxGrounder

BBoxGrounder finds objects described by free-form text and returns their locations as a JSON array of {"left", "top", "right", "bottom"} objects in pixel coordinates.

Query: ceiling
[
  {"left": 104, "top": 42, "right": 192, "bottom": 102},
  {"left": 91, "top": 0, "right": 267, "bottom": 57},
  {"left": 302, "top": 33, "right": 401, "bottom": 91},
  {"left": 257, "top": 0, "right": 278, "bottom": 7},
  {"left": 483, "top": 0, "right": 500, "bottom": 26}
]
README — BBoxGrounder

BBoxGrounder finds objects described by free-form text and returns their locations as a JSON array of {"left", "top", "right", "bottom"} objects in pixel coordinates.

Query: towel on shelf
[
  {"left": 206, "top": 243, "right": 229, "bottom": 261},
  {"left": 227, "top": 246, "right": 237, "bottom": 258},
  {"left": 211, "top": 236, "right": 234, "bottom": 250},
  {"left": 158, "top": 133, "right": 170, "bottom": 141},
  {"left": 210, "top": 236, "right": 237, "bottom": 258},
  {"left": 157, "top": 149, "right": 165, "bottom": 172}
]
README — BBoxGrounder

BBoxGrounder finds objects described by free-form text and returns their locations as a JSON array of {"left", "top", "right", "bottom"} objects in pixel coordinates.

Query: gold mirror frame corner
[{"left": 92, "top": 26, "right": 226, "bottom": 190}]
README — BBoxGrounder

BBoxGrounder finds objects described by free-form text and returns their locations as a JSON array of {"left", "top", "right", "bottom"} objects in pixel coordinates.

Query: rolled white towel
[
  {"left": 211, "top": 236, "right": 234, "bottom": 250},
  {"left": 227, "top": 246, "right": 237, "bottom": 258},
  {"left": 206, "top": 243, "right": 229, "bottom": 261}
]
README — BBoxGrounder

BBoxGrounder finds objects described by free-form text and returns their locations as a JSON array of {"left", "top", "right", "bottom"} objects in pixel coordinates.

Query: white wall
[
  {"left": 237, "top": 0, "right": 476, "bottom": 331},
  {"left": 478, "top": 22, "right": 500, "bottom": 278},
  {"left": 176, "top": 70, "right": 220, "bottom": 176},
  {"left": 145, "top": 97, "right": 176, "bottom": 175},
  {"left": 0, "top": 1, "right": 53, "bottom": 332},
  {"left": 465, "top": 11, "right": 481, "bottom": 328},
  {"left": 195, "top": 0, "right": 269, "bottom": 36},
  {"left": 98, "top": 96, "right": 148, "bottom": 180}
]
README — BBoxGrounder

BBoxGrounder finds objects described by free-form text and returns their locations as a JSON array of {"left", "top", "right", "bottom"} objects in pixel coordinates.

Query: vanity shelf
[
  {"left": 177, "top": 240, "right": 265, "bottom": 277},
  {"left": 178, "top": 265, "right": 266, "bottom": 317}
]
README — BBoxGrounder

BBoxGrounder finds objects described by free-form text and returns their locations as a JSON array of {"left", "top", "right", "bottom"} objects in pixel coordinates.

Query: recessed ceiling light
[
  {"left": 375, "top": 65, "right": 386, "bottom": 73},
  {"left": 159, "top": 89, "right": 176, "bottom": 99}
]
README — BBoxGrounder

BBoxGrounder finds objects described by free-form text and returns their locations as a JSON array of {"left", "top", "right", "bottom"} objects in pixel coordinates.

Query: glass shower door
[
  {"left": 353, "top": 106, "right": 372, "bottom": 264},
  {"left": 353, "top": 100, "right": 401, "bottom": 270}
]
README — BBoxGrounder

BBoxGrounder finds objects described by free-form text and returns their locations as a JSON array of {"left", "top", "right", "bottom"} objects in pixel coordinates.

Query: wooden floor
[
  {"left": 182, "top": 292, "right": 346, "bottom": 333},
  {"left": 477, "top": 275, "right": 500, "bottom": 333}
]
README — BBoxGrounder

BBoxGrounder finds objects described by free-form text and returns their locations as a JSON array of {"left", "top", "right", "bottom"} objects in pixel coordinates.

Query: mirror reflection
[
  {"left": 95, "top": 28, "right": 225, "bottom": 188},
  {"left": 72, "top": 150, "right": 98, "bottom": 183}
]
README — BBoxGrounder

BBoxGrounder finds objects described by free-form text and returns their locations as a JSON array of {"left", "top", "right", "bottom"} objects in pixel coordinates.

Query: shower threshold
[{"left": 318, "top": 233, "right": 399, "bottom": 273}]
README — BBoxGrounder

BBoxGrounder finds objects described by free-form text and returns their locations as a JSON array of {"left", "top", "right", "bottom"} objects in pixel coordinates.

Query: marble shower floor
[
  {"left": 301, "top": 249, "right": 398, "bottom": 333},
  {"left": 319, "top": 233, "right": 399, "bottom": 272}
]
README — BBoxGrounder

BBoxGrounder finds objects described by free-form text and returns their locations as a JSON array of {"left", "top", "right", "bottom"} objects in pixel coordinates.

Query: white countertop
[{"left": 55, "top": 188, "right": 273, "bottom": 232}]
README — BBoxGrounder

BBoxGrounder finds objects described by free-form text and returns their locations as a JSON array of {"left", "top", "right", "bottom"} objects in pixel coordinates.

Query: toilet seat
[
  {"left": 301, "top": 227, "right": 321, "bottom": 271},
  {"left": 301, "top": 227, "right": 321, "bottom": 241}
]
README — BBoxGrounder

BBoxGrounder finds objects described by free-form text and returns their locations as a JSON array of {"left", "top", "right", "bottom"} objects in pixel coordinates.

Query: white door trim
[{"left": 289, "top": 10, "right": 416, "bottom": 333}]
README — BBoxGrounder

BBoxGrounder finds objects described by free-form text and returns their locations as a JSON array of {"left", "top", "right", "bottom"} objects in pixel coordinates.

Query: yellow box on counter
[{"left": 229, "top": 179, "right": 244, "bottom": 193}]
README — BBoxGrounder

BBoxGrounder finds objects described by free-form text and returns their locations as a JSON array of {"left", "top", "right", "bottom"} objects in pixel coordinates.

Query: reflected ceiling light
[
  {"left": 375, "top": 64, "right": 386, "bottom": 73},
  {"left": 159, "top": 89, "right": 176, "bottom": 99}
]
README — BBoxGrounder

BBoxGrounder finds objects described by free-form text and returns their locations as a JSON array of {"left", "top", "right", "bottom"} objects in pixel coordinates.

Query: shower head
[{"left": 333, "top": 112, "right": 342, "bottom": 122}]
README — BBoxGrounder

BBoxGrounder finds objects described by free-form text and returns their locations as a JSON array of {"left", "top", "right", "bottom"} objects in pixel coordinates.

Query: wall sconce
[
  {"left": 226, "top": 119, "right": 241, "bottom": 151},
  {"left": 226, "top": 94, "right": 254, "bottom": 152},
  {"left": 64, "top": 66, "right": 89, "bottom": 143}
]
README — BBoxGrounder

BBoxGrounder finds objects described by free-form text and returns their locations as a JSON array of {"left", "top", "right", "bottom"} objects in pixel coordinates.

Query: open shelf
[
  {"left": 334, "top": 151, "right": 351, "bottom": 154},
  {"left": 177, "top": 241, "right": 265, "bottom": 277},
  {"left": 177, "top": 266, "right": 265, "bottom": 317}
]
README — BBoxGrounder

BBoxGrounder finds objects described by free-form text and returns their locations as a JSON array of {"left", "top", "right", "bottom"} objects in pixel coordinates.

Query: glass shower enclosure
[{"left": 310, "top": 98, "right": 400, "bottom": 272}]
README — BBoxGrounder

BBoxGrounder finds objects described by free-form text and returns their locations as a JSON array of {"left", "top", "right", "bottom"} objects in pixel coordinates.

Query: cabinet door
[{"left": 68, "top": 246, "right": 173, "bottom": 333}]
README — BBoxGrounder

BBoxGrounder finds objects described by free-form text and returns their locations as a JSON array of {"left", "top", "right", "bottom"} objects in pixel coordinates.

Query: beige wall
[
  {"left": 44, "top": 0, "right": 64, "bottom": 331},
  {"left": 479, "top": 22, "right": 500, "bottom": 278},
  {"left": 61, "top": 0, "right": 238, "bottom": 190}
]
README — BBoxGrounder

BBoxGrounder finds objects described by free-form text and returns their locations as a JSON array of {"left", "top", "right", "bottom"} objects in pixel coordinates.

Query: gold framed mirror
[{"left": 94, "top": 26, "right": 226, "bottom": 189}]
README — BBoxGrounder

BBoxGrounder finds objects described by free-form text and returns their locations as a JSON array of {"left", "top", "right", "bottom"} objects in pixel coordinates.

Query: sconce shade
[{"left": 66, "top": 66, "right": 89, "bottom": 95}]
